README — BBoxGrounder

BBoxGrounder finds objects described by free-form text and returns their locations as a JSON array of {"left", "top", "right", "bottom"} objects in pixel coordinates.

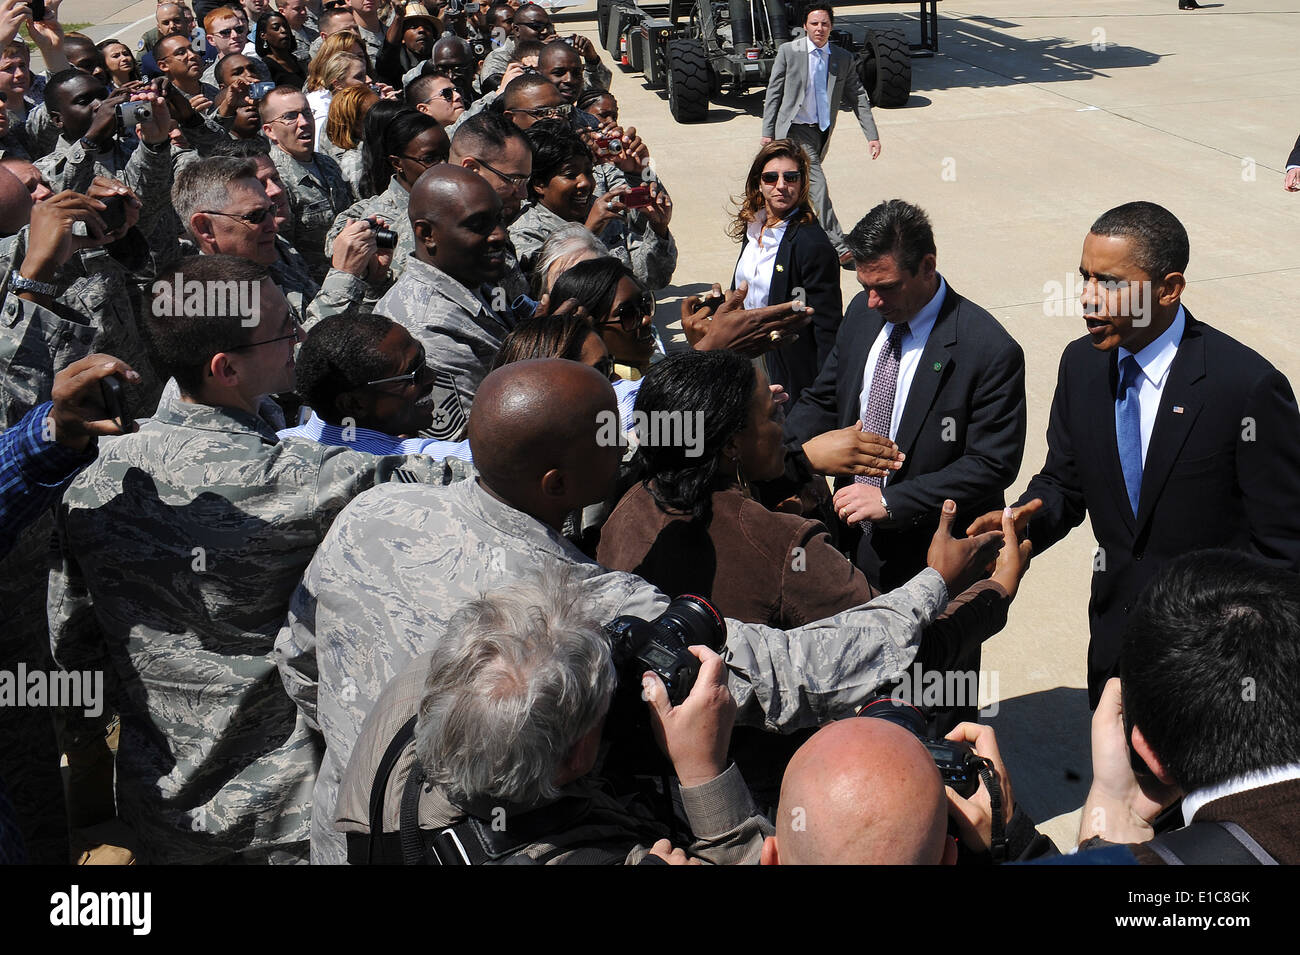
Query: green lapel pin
[{"left": 932, "top": 361, "right": 943, "bottom": 372}]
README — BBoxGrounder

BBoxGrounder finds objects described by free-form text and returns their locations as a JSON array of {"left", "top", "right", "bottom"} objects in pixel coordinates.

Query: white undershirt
[
  {"left": 733, "top": 210, "right": 789, "bottom": 310},
  {"left": 1116, "top": 306, "right": 1185, "bottom": 463},
  {"left": 857, "top": 275, "right": 947, "bottom": 443}
]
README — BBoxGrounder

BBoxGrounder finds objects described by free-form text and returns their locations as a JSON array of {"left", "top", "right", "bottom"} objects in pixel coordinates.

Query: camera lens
[
  {"left": 655, "top": 594, "right": 725, "bottom": 649},
  {"left": 858, "top": 696, "right": 928, "bottom": 737},
  {"left": 372, "top": 226, "right": 398, "bottom": 249}
]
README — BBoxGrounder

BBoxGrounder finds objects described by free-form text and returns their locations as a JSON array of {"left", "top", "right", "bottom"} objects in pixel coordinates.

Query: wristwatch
[
  {"left": 10, "top": 272, "right": 57, "bottom": 297},
  {"left": 879, "top": 491, "right": 893, "bottom": 522}
]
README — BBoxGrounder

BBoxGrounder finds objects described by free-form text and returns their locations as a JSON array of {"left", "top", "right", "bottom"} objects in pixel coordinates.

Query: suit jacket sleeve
[
  {"left": 1287, "top": 132, "right": 1300, "bottom": 169},
  {"left": 1020, "top": 347, "right": 1089, "bottom": 555},
  {"left": 790, "top": 223, "right": 844, "bottom": 377},
  {"left": 840, "top": 50, "right": 879, "bottom": 141},
  {"left": 762, "top": 44, "right": 788, "bottom": 140},
  {"left": 883, "top": 334, "right": 1027, "bottom": 524},
  {"left": 783, "top": 315, "right": 846, "bottom": 446},
  {"left": 1238, "top": 367, "right": 1300, "bottom": 568}
]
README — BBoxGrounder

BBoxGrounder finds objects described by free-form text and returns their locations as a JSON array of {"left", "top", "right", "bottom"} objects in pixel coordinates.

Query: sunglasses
[
  {"left": 215, "top": 25, "right": 248, "bottom": 36},
  {"left": 365, "top": 345, "right": 428, "bottom": 388},
  {"left": 201, "top": 205, "right": 276, "bottom": 225},
  {"left": 426, "top": 87, "right": 459, "bottom": 103},
  {"left": 601, "top": 293, "right": 654, "bottom": 332},
  {"left": 512, "top": 103, "right": 572, "bottom": 120},
  {"left": 760, "top": 170, "right": 802, "bottom": 185}
]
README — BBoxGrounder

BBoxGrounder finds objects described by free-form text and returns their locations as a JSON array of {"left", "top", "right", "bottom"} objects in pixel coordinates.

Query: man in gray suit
[{"left": 762, "top": 3, "right": 882, "bottom": 266}]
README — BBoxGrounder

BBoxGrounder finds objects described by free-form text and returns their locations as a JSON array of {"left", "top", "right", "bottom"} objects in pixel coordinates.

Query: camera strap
[
  {"left": 1146, "top": 822, "right": 1276, "bottom": 865},
  {"left": 972, "top": 756, "right": 1007, "bottom": 863}
]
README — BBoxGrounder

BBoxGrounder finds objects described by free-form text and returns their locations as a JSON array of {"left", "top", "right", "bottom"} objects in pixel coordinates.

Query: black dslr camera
[
  {"left": 605, "top": 595, "right": 725, "bottom": 705},
  {"left": 367, "top": 219, "right": 398, "bottom": 250},
  {"left": 858, "top": 696, "right": 983, "bottom": 797}
]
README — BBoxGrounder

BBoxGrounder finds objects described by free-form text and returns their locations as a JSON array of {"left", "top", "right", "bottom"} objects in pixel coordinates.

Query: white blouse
[{"left": 733, "top": 210, "right": 790, "bottom": 310}]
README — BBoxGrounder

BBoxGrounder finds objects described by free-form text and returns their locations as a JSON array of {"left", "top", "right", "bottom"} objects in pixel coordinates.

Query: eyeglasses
[
  {"left": 425, "top": 87, "right": 460, "bottom": 103},
  {"left": 365, "top": 345, "right": 428, "bottom": 388},
  {"left": 397, "top": 152, "right": 446, "bottom": 169},
  {"left": 471, "top": 155, "right": 529, "bottom": 188},
  {"left": 270, "top": 109, "right": 309, "bottom": 125},
  {"left": 511, "top": 103, "right": 572, "bottom": 120},
  {"left": 228, "top": 313, "right": 304, "bottom": 351},
  {"left": 760, "top": 170, "right": 802, "bottom": 185},
  {"left": 215, "top": 25, "right": 248, "bottom": 36},
  {"left": 201, "top": 205, "right": 276, "bottom": 226},
  {"left": 600, "top": 293, "right": 654, "bottom": 332}
]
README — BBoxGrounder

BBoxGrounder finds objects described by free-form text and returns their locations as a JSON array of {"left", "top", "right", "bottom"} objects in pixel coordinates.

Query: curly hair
[
  {"left": 727, "top": 139, "right": 816, "bottom": 243},
  {"left": 632, "top": 350, "right": 756, "bottom": 524}
]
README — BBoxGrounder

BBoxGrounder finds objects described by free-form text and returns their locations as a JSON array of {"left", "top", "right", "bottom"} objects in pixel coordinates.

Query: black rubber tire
[
  {"left": 667, "top": 37, "right": 710, "bottom": 123},
  {"left": 858, "top": 27, "right": 911, "bottom": 108},
  {"left": 627, "top": 25, "right": 644, "bottom": 72}
]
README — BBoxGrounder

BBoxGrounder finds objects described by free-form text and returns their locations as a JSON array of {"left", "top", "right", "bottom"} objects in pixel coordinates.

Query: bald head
[
  {"left": 772, "top": 719, "right": 950, "bottom": 865},
  {"left": 0, "top": 166, "right": 33, "bottom": 235},
  {"left": 469, "top": 358, "right": 616, "bottom": 498},
  {"left": 409, "top": 162, "right": 492, "bottom": 222}
]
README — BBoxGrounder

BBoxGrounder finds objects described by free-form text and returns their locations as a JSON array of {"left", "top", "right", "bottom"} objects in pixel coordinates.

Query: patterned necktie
[
  {"left": 815, "top": 48, "right": 831, "bottom": 132},
  {"left": 1116, "top": 354, "right": 1143, "bottom": 516},
  {"left": 854, "top": 321, "right": 909, "bottom": 537}
]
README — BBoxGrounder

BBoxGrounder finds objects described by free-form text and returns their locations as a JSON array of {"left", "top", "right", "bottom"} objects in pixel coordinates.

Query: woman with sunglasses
[
  {"left": 325, "top": 108, "right": 445, "bottom": 290},
  {"left": 256, "top": 11, "right": 308, "bottom": 88},
  {"left": 511, "top": 119, "right": 677, "bottom": 292},
  {"left": 549, "top": 257, "right": 659, "bottom": 381},
  {"left": 97, "top": 39, "right": 142, "bottom": 90},
  {"left": 729, "top": 139, "right": 843, "bottom": 403}
]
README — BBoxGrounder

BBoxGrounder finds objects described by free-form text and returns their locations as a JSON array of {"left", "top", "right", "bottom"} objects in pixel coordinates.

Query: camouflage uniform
[
  {"left": 48, "top": 399, "right": 473, "bottom": 864},
  {"left": 509, "top": 200, "right": 678, "bottom": 291},
  {"left": 373, "top": 255, "right": 514, "bottom": 440},
  {"left": 22, "top": 102, "right": 60, "bottom": 161},
  {"left": 200, "top": 54, "right": 266, "bottom": 88},
  {"left": 292, "top": 26, "right": 319, "bottom": 63},
  {"left": 335, "top": 650, "right": 772, "bottom": 864},
  {"left": 269, "top": 145, "right": 355, "bottom": 283},
  {"left": 324, "top": 175, "right": 413, "bottom": 300},
  {"left": 276, "top": 477, "right": 947, "bottom": 864},
  {"left": 36, "top": 136, "right": 175, "bottom": 239},
  {"left": 354, "top": 24, "right": 386, "bottom": 66},
  {"left": 478, "top": 40, "right": 613, "bottom": 93},
  {"left": 267, "top": 234, "right": 369, "bottom": 326},
  {"left": 318, "top": 137, "right": 365, "bottom": 200}
]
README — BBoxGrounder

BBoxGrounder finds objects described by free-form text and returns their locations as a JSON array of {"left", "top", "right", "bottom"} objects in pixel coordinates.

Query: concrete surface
[{"left": 63, "top": 0, "right": 1300, "bottom": 851}]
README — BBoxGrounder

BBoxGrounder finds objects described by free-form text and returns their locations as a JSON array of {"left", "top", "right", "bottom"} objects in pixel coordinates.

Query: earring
[{"left": 732, "top": 455, "right": 751, "bottom": 498}]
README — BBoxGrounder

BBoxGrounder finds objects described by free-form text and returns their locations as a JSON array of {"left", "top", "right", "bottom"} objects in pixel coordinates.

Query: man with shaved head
[
  {"left": 763, "top": 719, "right": 955, "bottom": 865},
  {"left": 279, "top": 358, "right": 1009, "bottom": 863},
  {"left": 373, "top": 164, "right": 514, "bottom": 441}
]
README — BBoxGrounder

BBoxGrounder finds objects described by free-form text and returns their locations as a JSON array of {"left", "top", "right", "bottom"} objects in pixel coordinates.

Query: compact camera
[{"left": 116, "top": 102, "right": 152, "bottom": 134}]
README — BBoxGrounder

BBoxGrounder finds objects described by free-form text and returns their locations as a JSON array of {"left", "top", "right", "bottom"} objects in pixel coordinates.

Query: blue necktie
[
  {"left": 1116, "top": 354, "right": 1143, "bottom": 515},
  {"left": 815, "top": 48, "right": 830, "bottom": 131}
]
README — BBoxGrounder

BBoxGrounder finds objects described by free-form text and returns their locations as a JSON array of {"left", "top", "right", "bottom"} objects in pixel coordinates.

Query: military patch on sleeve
[
  {"left": 420, "top": 371, "right": 468, "bottom": 441},
  {"left": 390, "top": 468, "right": 421, "bottom": 483}
]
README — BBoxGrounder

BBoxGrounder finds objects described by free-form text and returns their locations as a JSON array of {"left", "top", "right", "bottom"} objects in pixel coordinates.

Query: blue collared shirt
[{"left": 1117, "top": 305, "right": 1186, "bottom": 462}]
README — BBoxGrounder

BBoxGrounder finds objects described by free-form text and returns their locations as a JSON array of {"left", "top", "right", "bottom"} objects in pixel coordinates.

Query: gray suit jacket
[{"left": 762, "top": 36, "right": 878, "bottom": 155}]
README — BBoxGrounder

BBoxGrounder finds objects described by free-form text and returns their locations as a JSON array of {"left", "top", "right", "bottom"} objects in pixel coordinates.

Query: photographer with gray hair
[{"left": 337, "top": 565, "right": 770, "bottom": 864}]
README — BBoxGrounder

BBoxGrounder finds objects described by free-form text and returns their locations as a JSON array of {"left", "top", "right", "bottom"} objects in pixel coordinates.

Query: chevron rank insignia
[{"left": 418, "top": 371, "right": 468, "bottom": 441}]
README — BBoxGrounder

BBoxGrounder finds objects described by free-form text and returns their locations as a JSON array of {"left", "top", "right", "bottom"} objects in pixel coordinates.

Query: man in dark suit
[
  {"left": 1074, "top": 550, "right": 1300, "bottom": 864},
  {"left": 968, "top": 201, "right": 1300, "bottom": 708},
  {"left": 1284, "top": 132, "right": 1300, "bottom": 192},
  {"left": 785, "top": 199, "right": 1027, "bottom": 593}
]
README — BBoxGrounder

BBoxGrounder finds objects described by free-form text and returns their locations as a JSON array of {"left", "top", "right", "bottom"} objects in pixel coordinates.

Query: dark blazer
[
  {"left": 1020, "top": 312, "right": 1300, "bottom": 707},
  {"left": 1287, "top": 133, "right": 1300, "bottom": 169},
  {"left": 785, "top": 280, "right": 1028, "bottom": 590},
  {"left": 731, "top": 213, "right": 843, "bottom": 403}
]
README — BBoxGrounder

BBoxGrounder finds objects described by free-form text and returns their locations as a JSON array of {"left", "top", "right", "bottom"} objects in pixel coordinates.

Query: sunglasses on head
[{"left": 760, "top": 170, "right": 802, "bottom": 185}]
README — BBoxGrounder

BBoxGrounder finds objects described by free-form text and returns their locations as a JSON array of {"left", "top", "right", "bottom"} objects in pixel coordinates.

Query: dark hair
[
  {"left": 44, "top": 68, "right": 101, "bottom": 115},
  {"left": 846, "top": 199, "right": 936, "bottom": 274},
  {"left": 405, "top": 72, "right": 444, "bottom": 108},
  {"left": 63, "top": 34, "right": 102, "bottom": 61},
  {"left": 209, "top": 135, "right": 272, "bottom": 159},
  {"left": 361, "top": 99, "right": 408, "bottom": 195},
  {"left": 255, "top": 12, "right": 296, "bottom": 58},
  {"left": 451, "top": 108, "right": 530, "bottom": 161},
  {"left": 145, "top": 255, "right": 269, "bottom": 396},
  {"left": 524, "top": 118, "right": 591, "bottom": 204},
  {"left": 151, "top": 30, "right": 192, "bottom": 63},
  {"left": 633, "top": 350, "right": 756, "bottom": 523},
  {"left": 549, "top": 256, "right": 639, "bottom": 323},
  {"left": 381, "top": 108, "right": 446, "bottom": 179},
  {"left": 576, "top": 87, "right": 614, "bottom": 111},
  {"left": 491, "top": 314, "right": 596, "bottom": 371},
  {"left": 214, "top": 51, "right": 267, "bottom": 85},
  {"left": 295, "top": 312, "right": 398, "bottom": 422},
  {"left": 1089, "top": 201, "right": 1190, "bottom": 281},
  {"left": 1121, "top": 549, "right": 1300, "bottom": 792},
  {"left": 256, "top": 84, "right": 308, "bottom": 121},
  {"left": 96, "top": 38, "right": 141, "bottom": 83},
  {"left": 803, "top": 2, "right": 834, "bottom": 24},
  {"left": 509, "top": 39, "right": 545, "bottom": 64},
  {"left": 499, "top": 71, "right": 553, "bottom": 110}
]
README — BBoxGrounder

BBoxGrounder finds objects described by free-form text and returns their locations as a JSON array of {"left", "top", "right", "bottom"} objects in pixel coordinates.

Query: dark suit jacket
[
  {"left": 731, "top": 213, "right": 843, "bottom": 404},
  {"left": 1020, "top": 312, "right": 1300, "bottom": 706},
  {"left": 1287, "top": 133, "right": 1300, "bottom": 169},
  {"left": 785, "top": 280, "right": 1028, "bottom": 589}
]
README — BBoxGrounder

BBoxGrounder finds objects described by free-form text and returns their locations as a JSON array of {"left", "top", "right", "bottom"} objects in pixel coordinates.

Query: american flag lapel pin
[{"left": 1172, "top": 406, "right": 1185, "bottom": 414}]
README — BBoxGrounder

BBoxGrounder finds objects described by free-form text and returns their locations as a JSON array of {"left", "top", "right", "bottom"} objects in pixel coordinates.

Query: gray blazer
[{"left": 762, "top": 35, "right": 878, "bottom": 155}]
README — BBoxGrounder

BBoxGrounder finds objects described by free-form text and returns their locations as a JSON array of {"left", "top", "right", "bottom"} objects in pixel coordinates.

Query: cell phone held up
[{"left": 99, "top": 374, "right": 134, "bottom": 433}]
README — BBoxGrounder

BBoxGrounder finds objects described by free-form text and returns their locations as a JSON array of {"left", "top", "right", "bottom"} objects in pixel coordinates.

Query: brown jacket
[{"left": 597, "top": 482, "right": 1009, "bottom": 670}]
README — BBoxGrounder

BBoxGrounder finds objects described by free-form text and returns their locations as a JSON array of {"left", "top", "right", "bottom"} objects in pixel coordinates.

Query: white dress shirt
[
  {"left": 1117, "top": 305, "right": 1186, "bottom": 463},
  {"left": 793, "top": 39, "right": 830, "bottom": 127},
  {"left": 1181, "top": 762, "right": 1300, "bottom": 826},
  {"left": 858, "top": 276, "right": 948, "bottom": 443},
  {"left": 733, "top": 210, "right": 789, "bottom": 310}
]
